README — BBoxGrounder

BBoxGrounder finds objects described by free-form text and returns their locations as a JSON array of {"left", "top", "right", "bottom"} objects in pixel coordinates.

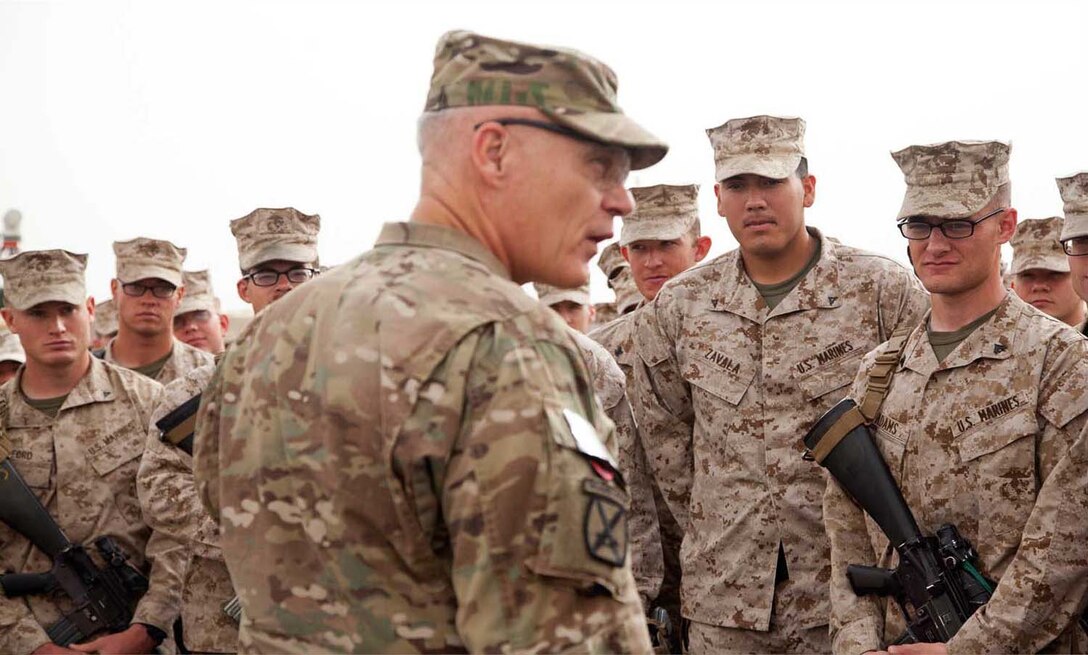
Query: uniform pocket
[
  {"left": 952, "top": 409, "right": 1038, "bottom": 555},
  {"left": 682, "top": 356, "right": 755, "bottom": 407},
  {"left": 13, "top": 458, "right": 53, "bottom": 491},
  {"left": 84, "top": 419, "right": 145, "bottom": 526},
  {"left": 797, "top": 351, "right": 863, "bottom": 402},
  {"left": 524, "top": 406, "right": 632, "bottom": 598}
]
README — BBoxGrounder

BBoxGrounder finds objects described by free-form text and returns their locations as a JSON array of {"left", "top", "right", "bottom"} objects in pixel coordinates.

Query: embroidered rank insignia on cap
[{"left": 583, "top": 478, "right": 627, "bottom": 567}]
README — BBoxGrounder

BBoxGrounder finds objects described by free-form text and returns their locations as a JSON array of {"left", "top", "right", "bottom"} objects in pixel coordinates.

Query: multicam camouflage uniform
[
  {"left": 631, "top": 116, "right": 928, "bottom": 653},
  {"left": 0, "top": 250, "right": 173, "bottom": 653},
  {"left": 138, "top": 364, "right": 237, "bottom": 654},
  {"left": 827, "top": 140, "right": 1088, "bottom": 654},
  {"left": 196, "top": 223, "right": 652, "bottom": 653}
]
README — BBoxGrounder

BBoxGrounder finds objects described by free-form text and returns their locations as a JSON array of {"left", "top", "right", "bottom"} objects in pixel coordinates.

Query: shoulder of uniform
[
  {"left": 826, "top": 239, "right": 913, "bottom": 276},
  {"left": 174, "top": 339, "right": 214, "bottom": 364},
  {"left": 588, "top": 309, "right": 635, "bottom": 344},
  {"left": 100, "top": 357, "right": 163, "bottom": 396}
]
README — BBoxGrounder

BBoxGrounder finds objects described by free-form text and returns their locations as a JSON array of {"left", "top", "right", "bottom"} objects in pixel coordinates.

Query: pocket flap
[
  {"left": 797, "top": 352, "right": 863, "bottom": 402},
  {"left": 682, "top": 355, "right": 755, "bottom": 406},
  {"left": 13, "top": 458, "right": 52, "bottom": 489},
  {"left": 85, "top": 420, "right": 144, "bottom": 476},
  {"left": 953, "top": 409, "right": 1036, "bottom": 463}
]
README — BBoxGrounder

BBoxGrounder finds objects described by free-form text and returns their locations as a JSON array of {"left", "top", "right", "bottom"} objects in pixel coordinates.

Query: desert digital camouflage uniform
[
  {"left": 1059, "top": 173, "right": 1088, "bottom": 335},
  {"left": 137, "top": 364, "right": 237, "bottom": 654},
  {"left": 193, "top": 30, "right": 667, "bottom": 654},
  {"left": 1010, "top": 216, "right": 1069, "bottom": 277},
  {"left": 826, "top": 140, "right": 1088, "bottom": 654},
  {"left": 597, "top": 242, "right": 642, "bottom": 318},
  {"left": 107, "top": 237, "right": 214, "bottom": 384},
  {"left": 0, "top": 250, "right": 173, "bottom": 654},
  {"left": 631, "top": 116, "right": 929, "bottom": 652},
  {"left": 590, "top": 184, "right": 703, "bottom": 629},
  {"left": 229, "top": 207, "right": 321, "bottom": 273},
  {"left": 94, "top": 297, "right": 119, "bottom": 338},
  {"left": 177, "top": 269, "right": 221, "bottom": 316}
]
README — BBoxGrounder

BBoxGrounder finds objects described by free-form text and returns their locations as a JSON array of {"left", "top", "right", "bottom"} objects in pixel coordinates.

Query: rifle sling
[
  {"left": 162, "top": 412, "right": 198, "bottom": 448},
  {"left": 857, "top": 325, "right": 913, "bottom": 424},
  {"left": 812, "top": 405, "right": 866, "bottom": 464}
]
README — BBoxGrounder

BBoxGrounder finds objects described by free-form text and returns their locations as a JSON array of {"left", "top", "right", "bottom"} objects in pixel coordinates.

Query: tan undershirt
[
  {"left": 927, "top": 307, "right": 999, "bottom": 363},
  {"left": 752, "top": 239, "right": 822, "bottom": 310}
]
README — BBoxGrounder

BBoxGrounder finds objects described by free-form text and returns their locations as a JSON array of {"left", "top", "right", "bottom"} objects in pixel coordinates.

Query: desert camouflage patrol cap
[
  {"left": 612, "top": 269, "right": 642, "bottom": 313},
  {"left": 620, "top": 184, "right": 700, "bottom": 246},
  {"left": 534, "top": 282, "right": 591, "bottom": 307},
  {"left": 597, "top": 242, "right": 628, "bottom": 279},
  {"left": 706, "top": 115, "right": 805, "bottom": 182},
  {"left": 892, "top": 140, "right": 1010, "bottom": 220},
  {"left": 231, "top": 207, "right": 320, "bottom": 272},
  {"left": 0, "top": 249, "right": 88, "bottom": 310},
  {"left": 177, "top": 269, "right": 219, "bottom": 315},
  {"left": 1010, "top": 217, "right": 1068, "bottom": 275},
  {"left": 94, "top": 298, "right": 119, "bottom": 337},
  {"left": 1057, "top": 172, "right": 1088, "bottom": 241},
  {"left": 113, "top": 237, "right": 186, "bottom": 287},
  {"left": 425, "top": 30, "right": 668, "bottom": 170},
  {"left": 0, "top": 331, "right": 25, "bottom": 365}
]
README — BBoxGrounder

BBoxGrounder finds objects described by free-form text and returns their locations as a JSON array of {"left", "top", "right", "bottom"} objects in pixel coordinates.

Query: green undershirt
[
  {"left": 752, "top": 239, "right": 823, "bottom": 310},
  {"left": 132, "top": 350, "right": 172, "bottom": 380},
  {"left": 24, "top": 393, "right": 69, "bottom": 419},
  {"left": 928, "top": 307, "right": 999, "bottom": 363}
]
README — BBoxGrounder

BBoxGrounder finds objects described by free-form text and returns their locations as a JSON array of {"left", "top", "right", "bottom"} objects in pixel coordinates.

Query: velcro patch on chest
[{"left": 949, "top": 393, "right": 1030, "bottom": 439}]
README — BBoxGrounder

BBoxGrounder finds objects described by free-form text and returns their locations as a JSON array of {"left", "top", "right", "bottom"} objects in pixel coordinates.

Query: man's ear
[
  {"left": 471, "top": 121, "right": 511, "bottom": 187},
  {"left": 621, "top": 246, "right": 630, "bottom": 263},
  {"left": 219, "top": 313, "right": 230, "bottom": 337},
  {"left": 802, "top": 175, "right": 817, "bottom": 208},
  {"left": 85, "top": 296, "right": 96, "bottom": 323},
  {"left": 110, "top": 278, "right": 120, "bottom": 302},
  {"left": 1, "top": 308, "right": 15, "bottom": 333},
  {"left": 237, "top": 278, "right": 251, "bottom": 304},
  {"left": 997, "top": 208, "right": 1018, "bottom": 244},
  {"left": 694, "top": 236, "right": 712, "bottom": 262}
]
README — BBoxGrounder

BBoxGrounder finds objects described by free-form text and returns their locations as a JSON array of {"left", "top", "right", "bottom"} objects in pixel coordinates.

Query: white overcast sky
[{"left": 2, "top": 0, "right": 1086, "bottom": 311}]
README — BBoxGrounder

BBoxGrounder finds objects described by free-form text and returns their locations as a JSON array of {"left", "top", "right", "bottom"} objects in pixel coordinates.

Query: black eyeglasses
[
  {"left": 246, "top": 267, "right": 317, "bottom": 287},
  {"left": 1061, "top": 236, "right": 1088, "bottom": 257},
  {"left": 121, "top": 281, "right": 177, "bottom": 299},
  {"left": 898, "top": 207, "right": 1007, "bottom": 240},
  {"left": 473, "top": 118, "right": 604, "bottom": 146}
]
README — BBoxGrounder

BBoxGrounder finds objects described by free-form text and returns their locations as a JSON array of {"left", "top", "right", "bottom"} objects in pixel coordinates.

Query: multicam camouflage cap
[
  {"left": 425, "top": 30, "right": 668, "bottom": 170},
  {"left": 177, "top": 269, "right": 220, "bottom": 315},
  {"left": 0, "top": 331, "right": 25, "bottom": 365},
  {"left": 1057, "top": 172, "right": 1088, "bottom": 241},
  {"left": 891, "top": 140, "right": 1010, "bottom": 220},
  {"left": 620, "top": 184, "right": 700, "bottom": 246},
  {"left": 597, "top": 242, "right": 629, "bottom": 279},
  {"left": 0, "top": 249, "right": 88, "bottom": 310},
  {"left": 230, "top": 207, "right": 320, "bottom": 272},
  {"left": 706, "top": 115, "right": 805, "bottom": 182},
  {"left": 534, "top": 282, "right": 591, "bottom": 307},
  {"left": 94, "top": 298, "right": 119, "bottom": 337},
  {"left": 1010, "top": 217, "right": 1068, "bottom": 275},
  {"left": 113, "top": 237, "right": 187, "bottom": 287}
]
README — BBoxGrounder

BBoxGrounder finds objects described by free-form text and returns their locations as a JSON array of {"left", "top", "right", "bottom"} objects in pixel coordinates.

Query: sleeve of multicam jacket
[
  {"left": 947, "top": 340, "right": 1088, "bottom": 654},
  {"left": 629, "top": 295, "right": 694, "bottom": 535},
  {"left": 194, "top": 350, "right": 235, "bottom": 523},
  {"left": 427, "top": 323, "right": 652, "bottom": 653},
  {"left": 825, "top": 350, "right": 887, "bottom": 655},
  {"left": 0, "top": 596, "right": 51, "bottom": 654}
]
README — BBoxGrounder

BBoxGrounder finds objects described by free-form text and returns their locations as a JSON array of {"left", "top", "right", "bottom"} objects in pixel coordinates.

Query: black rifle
[
  {"left": 156, "top": 393, "right": 202, "bottom": 456},
  {"left": 0, "top": 459, "right": 148, "bottom": 646},
  {"left": 803, "top": 399, "right": 994, "bottom": 644}
]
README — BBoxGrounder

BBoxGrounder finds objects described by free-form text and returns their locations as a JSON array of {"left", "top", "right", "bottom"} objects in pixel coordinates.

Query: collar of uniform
[
  {"left": 5, "top": 357, "right": 116, "bottom": 428},
  {"left": 901, "top": 291, "right": 1018, "bottom": 376},
  {"left": 374, "top": 222, "right": 510, "bottom": 279},
  {"left": 709, "top": 226, "right": 840, "bottom": 322}
]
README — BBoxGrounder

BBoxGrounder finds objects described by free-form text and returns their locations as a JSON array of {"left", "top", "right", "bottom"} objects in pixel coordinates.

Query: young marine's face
[
  {"left": 622, "top": 235, "right": 711, "bottom": 300},
  {"left": 1012, "top": 268, "right": 1085, "bottom": 324},
  {"left": 237, "top": 259, "right": 314, "bottom": 314},
  {"left": 496, "top": 125, "right": 633, "bottom": 288},
  {"left": 549, "top": 300, "right": 593, "bottom": 333},
  {"left": 715, "top": 173, "right": 815, "bottom": 258},
  {"left": 1066, "top": 246, "right": 1088, "bottom": 305},
  {"left": 2, "top": 300, "right": 94, "bottom": 369},
  {"left": 906, "top": 206, "right": 1016, "bottom": 296},
  {"left": 173, "top": 309, "right": 228, "bottom": 354},
  {"left": 113, "top": 277, "right": 182, "bottom": 338}
]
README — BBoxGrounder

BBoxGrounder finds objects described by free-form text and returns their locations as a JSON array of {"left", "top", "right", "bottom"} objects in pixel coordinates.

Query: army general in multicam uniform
[
  {"left": 630, "top": 115, "right": 928, "bottom": 654},
  {"left": 192, "top": 30, "right": 667, "bottom": 653},
  {"left": 0, "top": 250, "right": 172, "bottom": 655},
  {"left": 825, "top": 141, "right": 1088, "bottom": 655},
  {"left": 136, "top": 207, "right": 322, "bottom": 654},
  {"left": 103, "top": 237, "right": 213, "bottom": 383}
]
